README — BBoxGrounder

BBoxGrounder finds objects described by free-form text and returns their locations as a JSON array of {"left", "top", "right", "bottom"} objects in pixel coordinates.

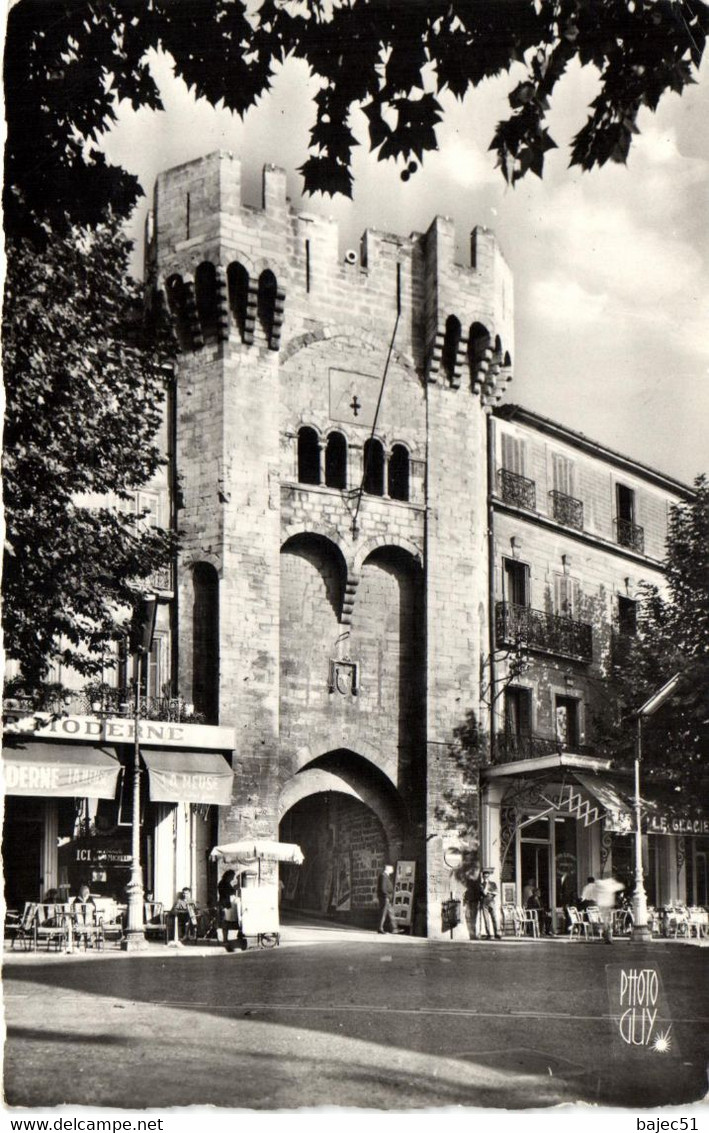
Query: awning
[
  {"left": 574, "top": 774, "right": 634, "bottom": 833},
  {"left": 2, "top": 742, "right": 121, "bottom": 799},
  {"left": 142, "top": 748, "right": 233, "bottom": 806}
]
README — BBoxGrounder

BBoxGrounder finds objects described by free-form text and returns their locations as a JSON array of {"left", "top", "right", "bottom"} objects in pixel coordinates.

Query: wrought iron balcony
[
  {"left": 548, "top": 489, "right": 584, "bottom": 531},
  {"left": 614, "top": 517, "right": 645, "bottom": 554},
  {"left": 495, "top": 732, "right": 595, "bottom": 764},
  {"left": 3, "top": 687, "right": 202, "bottom": 723},
  {"left": 495, "top": 600, "right": 593, "bottom": 663},
  {"left": 498, "top": 468, "right": 536, "bottom": 510}
]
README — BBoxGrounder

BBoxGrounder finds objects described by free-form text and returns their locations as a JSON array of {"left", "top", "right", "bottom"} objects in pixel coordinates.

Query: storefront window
[{"left": 554, "top": 816, "right": 578, "bottom": 907}]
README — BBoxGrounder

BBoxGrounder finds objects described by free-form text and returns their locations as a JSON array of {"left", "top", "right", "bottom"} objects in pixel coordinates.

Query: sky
[{"left": 102, "top": 48, "right": 709, "bottom": 486}]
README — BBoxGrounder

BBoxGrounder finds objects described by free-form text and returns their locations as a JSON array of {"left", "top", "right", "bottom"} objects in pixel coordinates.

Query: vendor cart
[{"left": 210, "top": 839, "right": 304, "bottom": 951}]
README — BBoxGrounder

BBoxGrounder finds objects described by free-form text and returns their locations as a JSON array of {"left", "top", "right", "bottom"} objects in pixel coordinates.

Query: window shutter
[
  {"left": 554, "top": 575, "right": 578, "bottom": 616},
  {"left": 501, "top": 433, "right": 525, "bottom": 477},
  {"left": 552, "top": 454, "right": 575, "bottom": 496},
  {"left": 519, "top": 689, "right": 531, "bottom": 734}
]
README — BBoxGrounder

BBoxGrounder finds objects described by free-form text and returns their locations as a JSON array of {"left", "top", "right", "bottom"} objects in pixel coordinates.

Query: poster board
[
  {"left": 393, "top": 859, "right": 416, "bottom": 929},
  {"left": 502, "top": 882, "right": 517, "bottom": 906}
]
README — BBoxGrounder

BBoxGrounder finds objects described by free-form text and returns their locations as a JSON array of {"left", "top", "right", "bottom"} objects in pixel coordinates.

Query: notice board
[{"left": 393, "top": 859, "right": 416, "bottom": 929}]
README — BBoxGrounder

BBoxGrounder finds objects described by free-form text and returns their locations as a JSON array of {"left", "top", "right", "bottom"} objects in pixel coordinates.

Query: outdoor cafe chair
[
  {"left": 687, "top": 907, "right": 708, "bottom": 939},
  {"left": 7, "top": 902, "right": 38, "bottom": 951},
  {"left": 144, "top": 901, "right": 169, "bottom": 943},
  {"left": 566, "top": 906, "right": 592, "bottom": 940},
  {"left": 72, "top": 902, "right": 105, "bottom": 950},
  {"left": 34, "top": 903, "right": 70, "bottom": 951},
  {"left": 516, "top": 905, "right": 540, "bottom": 938},
  {"left": 584, "top": 905, "right": 605, "bottom": 938}
]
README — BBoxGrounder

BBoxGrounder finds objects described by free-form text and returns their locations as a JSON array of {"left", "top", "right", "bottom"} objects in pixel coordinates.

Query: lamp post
[
  {"left": 631, "top": 672, "right": 681, "bottom": 942},
  {"left": 121, "top": 597, "right": 158, "bottom": 952}
]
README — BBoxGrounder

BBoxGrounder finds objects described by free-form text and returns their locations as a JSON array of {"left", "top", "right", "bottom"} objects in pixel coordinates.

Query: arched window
[
  {"left": 468, "top": 322, "right": 491, "bottom": 366},
  {"left": 165, "top": 273, "right": 190, "bottom": 350},
  {"left": 193, "top": 563, "right": 219, "bottom": 725},
  {"left": 227, "top": 262, "right": 249, "bottom": 340},
  {"left": 297, "top": 427, "right": 320, "bottom": 485},
  {"left": 388, "top": 444, "right": 410, "bottom": 502},
  {"left": 441, "top": 315, "right": 462, "bottom": 383},
  {"left": 195, "top": 262, "right": 218, "bottom": 339},
  {"left": 325, "top": 431, "right": 347, "bottom": 489},
  {"left": 258, "top": 269, "right": 278, "bottom": 342},
  {"left": 363, "top": 438, "right": 385, "bottom": 496}
]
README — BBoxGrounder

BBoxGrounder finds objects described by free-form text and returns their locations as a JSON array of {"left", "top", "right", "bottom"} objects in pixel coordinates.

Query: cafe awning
[
  {"left": 573, "top": 773, "right": 634, "bottom": 833},
  {"left": 142, "top": 748, "right": 233, "bottom": 806},
  {"left": 2, "top": 742, "right": 121, "bottom": 799}
]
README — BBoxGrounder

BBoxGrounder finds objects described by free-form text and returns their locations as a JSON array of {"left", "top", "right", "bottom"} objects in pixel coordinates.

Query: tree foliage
[
  {"left": 595, "top": 476, "right": 709, "bottom": 803},
  {"left": 2, "top": 217, "right": 174, "bottom": 688},
  {"left": 5, "top": 0, "right": 708, "bottom": 240}
]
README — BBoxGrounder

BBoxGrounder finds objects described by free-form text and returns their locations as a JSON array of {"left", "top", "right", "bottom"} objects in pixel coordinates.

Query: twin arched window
[{"left": 297, "top": 428, "right": 410, "bottom": 501}]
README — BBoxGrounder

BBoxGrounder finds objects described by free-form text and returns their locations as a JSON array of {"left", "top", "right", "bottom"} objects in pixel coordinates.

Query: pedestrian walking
[{"left": 377, "top": 863, "right": 402, "bottom": 934}]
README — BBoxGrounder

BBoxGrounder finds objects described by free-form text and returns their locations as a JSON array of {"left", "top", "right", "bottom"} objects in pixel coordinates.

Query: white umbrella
[{"left": 210, "top": 840, "right": 304, "bottom": 866}]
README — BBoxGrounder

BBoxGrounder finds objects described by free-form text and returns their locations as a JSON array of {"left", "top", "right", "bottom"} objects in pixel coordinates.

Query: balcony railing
[
  {"left": 614, "top": 517, "right": 645, "bottom": 554},
  {"left": 498, "top": 468, "right": 536, "bottom": 510},
  {"left": 495, "top": 732, "right": 596, "bottom": 764},
  {"left": 548, "top": 489, "right": 584, "bottom": 531},
  {"left": 496, "top": 600, "right": 593, "bottom": 662},
  {"left": 3, "top": 688, "right": 201, "bottom": 723}
]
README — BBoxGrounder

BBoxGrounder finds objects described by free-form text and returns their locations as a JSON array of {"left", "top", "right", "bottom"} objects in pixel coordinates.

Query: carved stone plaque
[{"left": 329, "top": 368, "right": 381, "bottom": 427}]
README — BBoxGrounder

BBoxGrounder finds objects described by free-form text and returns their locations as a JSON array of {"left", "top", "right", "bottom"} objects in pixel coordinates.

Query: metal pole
[
  {"left": 122, "top": 655, "right": 147, "bottom": 950},
  {"left": 631, "top": 716, "right": 652, "bottom": 941}
]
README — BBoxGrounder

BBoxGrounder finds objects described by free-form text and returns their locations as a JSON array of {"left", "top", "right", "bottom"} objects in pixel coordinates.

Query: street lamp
[
  {"left": 631, "top": 672, "right": 681, "bottom": 942},
  {"left": 121, "top": 596, "right": 158, "bottom": 952}
]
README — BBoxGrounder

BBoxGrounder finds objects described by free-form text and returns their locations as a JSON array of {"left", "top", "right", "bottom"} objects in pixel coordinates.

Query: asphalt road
[{"left": 3, "top": 935, "right": 707, "bottom": 1111}]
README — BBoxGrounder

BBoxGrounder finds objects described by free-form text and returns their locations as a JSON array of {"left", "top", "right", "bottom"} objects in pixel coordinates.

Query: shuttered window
[
  {"left": 554, "top": 574, "right": 580, "bottom": 617},
  {"left": 552, "top": 453, "right": 575, "bottom": 497},
  {"left": 500, "top": 433, "right": 525, "bottom": 477}
]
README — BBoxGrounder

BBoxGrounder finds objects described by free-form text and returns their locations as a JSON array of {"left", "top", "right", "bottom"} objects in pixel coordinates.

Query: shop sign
[
  {"left": 645, "top": 813, "right": 709, "bottom": 836},
  {"left": 4, "top": 760, "right": 119, "bottom": 799},
  {"left": 5, "top": 712, "right": 236, "bottom": 752},
  {"left": 75, "top": 848, "right": 132, "bottom": 864}
]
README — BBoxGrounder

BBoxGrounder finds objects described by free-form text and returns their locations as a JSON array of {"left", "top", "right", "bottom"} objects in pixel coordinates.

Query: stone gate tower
[{"left": 147, "top": 151, "right": 514, "bottom": 937}]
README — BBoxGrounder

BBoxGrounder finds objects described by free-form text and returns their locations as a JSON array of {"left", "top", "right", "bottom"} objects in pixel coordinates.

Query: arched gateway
[{"left": 277, "top": 750, "right": 407, "bottom": 928}]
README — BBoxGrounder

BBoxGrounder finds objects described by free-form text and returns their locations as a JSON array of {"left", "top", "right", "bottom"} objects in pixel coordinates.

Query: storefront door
[
  {"left": 520, "top": 818, "right": 551, "bottom": 909},
  {"left": 3, "top": 797, "right": 43, "bottom": 908}
]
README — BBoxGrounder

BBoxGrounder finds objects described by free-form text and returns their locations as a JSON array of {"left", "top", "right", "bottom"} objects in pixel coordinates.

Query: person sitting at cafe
[
  {"left": 73, "top": 884, "right": 96, "bottom": 922},
  {"left": 526, "top": 887, "right": 553, "bottom": 936},
  {"left": 168, "top": 887, "right": 195, "bottom": 942}
]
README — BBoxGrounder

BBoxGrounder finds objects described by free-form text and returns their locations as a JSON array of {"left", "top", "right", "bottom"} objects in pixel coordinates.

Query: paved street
[{"left": 3, "top": 928, "right": 707, "bottom": 1111}]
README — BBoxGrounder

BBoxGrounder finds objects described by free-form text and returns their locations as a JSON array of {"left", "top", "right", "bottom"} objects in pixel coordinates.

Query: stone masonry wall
[{"left": 150, "top": 150, "right": 515, "bottom": 936}]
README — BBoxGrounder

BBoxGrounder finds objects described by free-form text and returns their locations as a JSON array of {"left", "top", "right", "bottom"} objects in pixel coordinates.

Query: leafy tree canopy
[
  {"left": 5, "top": 0, "right": 708, "bottom": 240},
  {"left": 596, "top": 476, "right": 709, "bottom": 804},
  {"left": 2, "top": 217, "right": 175, "bottom": 689}
]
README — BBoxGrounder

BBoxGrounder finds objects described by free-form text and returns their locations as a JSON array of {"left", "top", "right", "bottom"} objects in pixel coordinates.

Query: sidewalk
[{"left": 5, "top": 919, "right": 706, "bottom": 962}]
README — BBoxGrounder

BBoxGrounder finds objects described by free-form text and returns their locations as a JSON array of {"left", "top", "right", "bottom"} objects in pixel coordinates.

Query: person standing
[
  {"left": 465, "top": 870, "right": 484, "bottom": 939},
  {"left": 217, "top": 869, "right": 237, "bottom": 947},
  {"left": 479, "top": 867, "right": 503, "bottom": 940},
  {"left": 377, "top": 863, "right": 401, "bottom": 934}
]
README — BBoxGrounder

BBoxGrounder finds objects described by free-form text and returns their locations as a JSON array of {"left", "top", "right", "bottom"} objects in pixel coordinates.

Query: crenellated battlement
[{"left": 148, "top": 150, "right": 514, "bottom": 405}]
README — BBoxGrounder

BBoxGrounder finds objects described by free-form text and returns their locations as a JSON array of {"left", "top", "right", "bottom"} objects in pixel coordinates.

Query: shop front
[
  {"left": 482, "top": 756, "right": 707, "bottom": 923},
  {"left": 482, "top": 754, "right": 634, "bottom": 930},
  {"left": 3, "top": 714, "right": 236, "bottom": 914}
]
